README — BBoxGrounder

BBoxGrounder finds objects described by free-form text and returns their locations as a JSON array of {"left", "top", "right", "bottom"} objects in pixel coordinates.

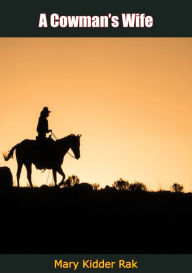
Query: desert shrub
[
  {"left": 91, "top": 183, "right": 100, "bottom": 190},
  {"left": 0, "top": 167, "right": 13, "bottom": 189},
  {"left": 40, "top": 184, "right": 49, "bottom": 189},
  {"left": 112, "top": 178, "right": 129, "bottom": 190},
  {"left": 74, "top": 182, "right": 93, "bottom": 191},
  {"left": 170, "top": 183, "right": 184, "bottom": 193},
  {"left": 104, "top": 185, "right": 116, "bottom": 192},
  {"left": 129, "top": 182, "right": 147, "bottom": 192},
  {"left": 65, "top": 175, "right": 80, "bottom": 188}
]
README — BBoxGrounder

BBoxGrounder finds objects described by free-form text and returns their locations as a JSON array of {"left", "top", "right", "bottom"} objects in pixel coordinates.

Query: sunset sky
[{"left": 0, "top": 38, "right": 191, "bottom": 191}]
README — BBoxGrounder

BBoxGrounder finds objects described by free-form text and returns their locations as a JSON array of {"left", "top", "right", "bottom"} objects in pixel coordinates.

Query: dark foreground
[{"left": 0, "top": 187, "right": 192, "bottom": 253}]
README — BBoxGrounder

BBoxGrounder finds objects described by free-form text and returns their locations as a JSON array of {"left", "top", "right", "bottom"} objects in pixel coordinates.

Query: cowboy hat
[{"left": 42, "top": 107, "right": 51, "bottom": 113}]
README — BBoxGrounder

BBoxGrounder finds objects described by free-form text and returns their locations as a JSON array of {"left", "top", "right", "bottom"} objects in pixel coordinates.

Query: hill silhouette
[{"left": 0, "top": 184, "right": 192, "bottom": 253}]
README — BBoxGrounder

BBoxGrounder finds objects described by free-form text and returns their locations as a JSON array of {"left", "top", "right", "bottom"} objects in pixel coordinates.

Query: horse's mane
[{"left": 56, "top": 134, "right": 76, "bottom": 143}]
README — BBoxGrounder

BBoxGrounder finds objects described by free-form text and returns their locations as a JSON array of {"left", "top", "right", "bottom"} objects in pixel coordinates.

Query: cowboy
[{"left": 37, "top": 107, "right": 52, "bottom": 140}]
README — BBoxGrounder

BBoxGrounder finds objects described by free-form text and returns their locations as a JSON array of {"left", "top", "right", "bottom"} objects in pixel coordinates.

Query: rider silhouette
[{"left": 37, "top": 107, "right": 52, "bottom": 141}]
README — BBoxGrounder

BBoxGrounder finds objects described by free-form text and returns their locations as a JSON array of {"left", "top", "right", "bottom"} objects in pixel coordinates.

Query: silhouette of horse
[{"left": 4, "top": 134, "right": 81, "bottom": 187}]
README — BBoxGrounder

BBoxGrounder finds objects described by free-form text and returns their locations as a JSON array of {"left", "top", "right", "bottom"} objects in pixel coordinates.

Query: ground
[{"left": 0, "top": 187, "right": 191, "bottom": 253}]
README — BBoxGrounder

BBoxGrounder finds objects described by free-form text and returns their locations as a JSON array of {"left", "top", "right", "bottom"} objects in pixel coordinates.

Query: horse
[{"left": 4, "top": 134, "right": 81, "bottom": 187}]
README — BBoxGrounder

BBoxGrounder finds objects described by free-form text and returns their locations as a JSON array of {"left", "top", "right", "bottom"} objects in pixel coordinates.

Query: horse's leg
[
  {"left": 56, "top": 166, "right": 65, "bottom": 185},
  {"left": 16, "top": 162, "right": 23, "bottom": 187},
  {"left": 52, "top": 169, "right": 57, "bottom": 186},
  {"left": 25, "top": 163, "right": 33, "bottom": 188}
]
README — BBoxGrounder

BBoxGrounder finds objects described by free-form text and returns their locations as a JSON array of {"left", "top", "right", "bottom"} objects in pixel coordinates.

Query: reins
[{"left": 51, "top": 131, "right": 76, "bottom": 159}]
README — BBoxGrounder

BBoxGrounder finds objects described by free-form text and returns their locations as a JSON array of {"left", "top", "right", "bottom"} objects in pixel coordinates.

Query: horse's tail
[{"left": 3, "top": 144, "right": 19, "bottom": 161}]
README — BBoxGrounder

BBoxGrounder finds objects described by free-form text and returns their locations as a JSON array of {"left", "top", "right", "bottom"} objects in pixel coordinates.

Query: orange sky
[{"left": 0, "top": 38, "right": 191, "bottom": 191}]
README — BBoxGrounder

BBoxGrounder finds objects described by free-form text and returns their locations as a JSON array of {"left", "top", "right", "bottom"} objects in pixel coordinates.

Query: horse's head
[{"left": 70, "top": 134, "right": 81, "bottom": 159}]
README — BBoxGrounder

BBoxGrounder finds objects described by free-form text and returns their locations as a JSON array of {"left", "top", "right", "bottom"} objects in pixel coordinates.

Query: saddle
[{"left": 34, "top": 137, "right": 57, "bottom": 169}]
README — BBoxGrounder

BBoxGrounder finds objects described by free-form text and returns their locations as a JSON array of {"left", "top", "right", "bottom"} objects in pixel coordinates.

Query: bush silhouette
[
  {"left": 113, "top": 178, "right": 129, "bottom": 190},
  {"left": 0, "top": 167, "right": 13, "bottom": 189},
  {"left": 129, "top": 182, "right": 147, "bottom": 192},
  {"left": 64, "top": 175, "right": 80, "bottom": 188},
  {"left": 171, "top": 183, "right": 184, "bottom": 193},
  {"left": 104, "top": 185, "right": 115, "bottom": 191},
  {"left": 91, "top": 183, "right": 100, "bottom": 190},
  {"left": 74, "top": 182, "right": 93, "bottom": 191}
]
